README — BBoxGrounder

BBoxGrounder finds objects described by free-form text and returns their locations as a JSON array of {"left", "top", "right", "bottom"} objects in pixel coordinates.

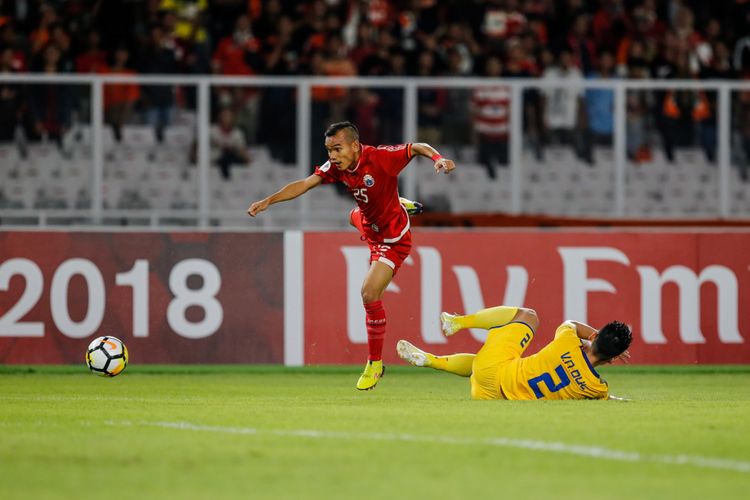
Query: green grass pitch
[{"left": 1, "top": 365, "right": 749, "bottom": 500}]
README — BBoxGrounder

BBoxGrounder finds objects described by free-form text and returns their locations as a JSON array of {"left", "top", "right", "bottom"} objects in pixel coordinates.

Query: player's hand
[
  {"left": 615, "top": 349, "right": 631, "bottom": 364},
  {"left": 434, "top": 158, "right": 455, "bottom": 174},
  {"left": 580, "top": 339, "right": 592, "bottom": 355},
  {"left": 247, "top": 199, "right": 269, "bottom": 217},
  {"left": 608, "top": 395, "right": 632, "bottom": 402}
]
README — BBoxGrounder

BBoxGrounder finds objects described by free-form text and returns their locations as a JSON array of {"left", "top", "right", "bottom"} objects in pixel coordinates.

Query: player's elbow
[
  {"left": 411, "top": 142, "right": 430, "bottom": 155},
  {"left": 285, "top": 181, "right": 310, "bottom": 199},
  {"left": 516, "top": 308, "right": 539, "bottom": 331}
]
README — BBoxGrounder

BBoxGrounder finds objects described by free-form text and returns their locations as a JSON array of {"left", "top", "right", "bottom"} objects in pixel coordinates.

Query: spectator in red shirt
[
  {"left": 29, "top": 3, "right": 57, "bottom": 56},
  {"left": 592, "top": 0, "right": 628, "bottom": 53},
  {"left": 670, "top": 6, "right": 704, "bottom": 75},
  {"left": 473, "top": 55, "right": 509, "bottom": 179},
  {"left": 480, "top": 0, "right": 527, "bottom": 51},
  {"left": 0, "top": 23, "right": 27, "bottom": 71},
  {"left": 349, "top": 23, "right": 378, "bottom": 69},
  {"left": 212, "top": 14, "right": 262, "bottom": 76},
  {"left": 29, "top": 43, "right": 72, "bottom": 146},
  {"left": 212, "top": 13, "right": 266, "bottom": 143},
  {"left": 104, "top": 46, "right": 140, "bottom": 143},
  {"left": 75, "top": 31, "right": 107, "bottom": 73}
]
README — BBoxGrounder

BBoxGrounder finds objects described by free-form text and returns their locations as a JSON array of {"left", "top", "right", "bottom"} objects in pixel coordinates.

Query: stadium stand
[{"left": 1, "top": 1, "right": 749, "bottom": 226}]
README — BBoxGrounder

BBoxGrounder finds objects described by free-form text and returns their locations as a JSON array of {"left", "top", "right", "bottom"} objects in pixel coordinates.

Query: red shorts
[{"left": 350, "top": 208, "right": 412, "bottom": 275}]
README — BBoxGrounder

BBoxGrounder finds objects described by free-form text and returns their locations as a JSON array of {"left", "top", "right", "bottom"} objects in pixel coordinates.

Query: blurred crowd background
[
  {"left": 3, "top": 0, "right": 749, "bottom": 80},
  {"left": 1, "top": 0, "right": 749, "bottom": 193}
]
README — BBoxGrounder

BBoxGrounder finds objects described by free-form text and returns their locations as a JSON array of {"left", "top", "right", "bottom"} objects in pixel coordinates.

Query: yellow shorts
[{"left": 470, "top": 322, "right": 535, "bottom": 400}]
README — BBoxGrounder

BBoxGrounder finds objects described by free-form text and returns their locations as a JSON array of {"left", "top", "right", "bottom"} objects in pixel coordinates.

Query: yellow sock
[
  {"left": 455, "top": 305, "right": 518, "bottom": 330},
  {"left": 427, "top": 353, "right": 475, "bottom": 377}
]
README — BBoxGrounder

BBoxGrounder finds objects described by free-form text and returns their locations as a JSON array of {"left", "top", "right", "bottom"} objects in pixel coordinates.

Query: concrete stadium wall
[{"left": 1, "top": 229, "right": 749, "bottom": 365}]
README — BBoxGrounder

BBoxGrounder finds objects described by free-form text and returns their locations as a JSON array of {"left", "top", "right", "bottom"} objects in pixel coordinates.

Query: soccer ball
[{"left": 86, "top": 336, "right": 128, "bottom": 377}]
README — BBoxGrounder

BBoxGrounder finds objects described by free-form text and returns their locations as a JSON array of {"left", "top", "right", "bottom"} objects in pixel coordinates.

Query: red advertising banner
[
  {"left": 0, "top": 232, "right": 284, "bottom": 364},
  {"left": 304, "top": 230, "right": 750, "bottom": 365}
]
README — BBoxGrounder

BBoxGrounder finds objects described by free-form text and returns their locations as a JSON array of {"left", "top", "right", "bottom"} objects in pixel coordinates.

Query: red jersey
[
  {"left": 314, "top": 144, "right": 415, "bottom": 243},
  {"left": 473, "top": 86, "right": 510, "bottom": 138}
]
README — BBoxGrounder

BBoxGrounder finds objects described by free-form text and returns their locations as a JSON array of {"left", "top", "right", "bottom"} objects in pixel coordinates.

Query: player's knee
[
  {"left": 470, "top": 385, "right": 481, "bottom": 400},
  {"left": 361, "top": 288, "right": 382, "bottom": 304},
  {"left": 516, "top": 308, "right": 539, "bottom": 331},
  {"left": 470, "top": 383, "right": 493, "bottom": 400},
  {"left": 348, "top": 208, "right": 360, "bottom": 229}
]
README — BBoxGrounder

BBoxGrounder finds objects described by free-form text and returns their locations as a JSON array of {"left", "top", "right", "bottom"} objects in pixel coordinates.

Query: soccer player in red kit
[{"left": 247, "top": 121, "right": 456, "bottom": 390}]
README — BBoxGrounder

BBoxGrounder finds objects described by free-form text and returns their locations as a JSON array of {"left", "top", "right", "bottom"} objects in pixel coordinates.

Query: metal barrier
[{"left": 0, "top": 74, "right": 748, "bottom": 228}]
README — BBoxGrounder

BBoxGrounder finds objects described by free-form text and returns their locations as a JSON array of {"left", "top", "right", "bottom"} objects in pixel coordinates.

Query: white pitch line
[{"left": 104, "top": 420, "right": 750, "bottom": 474}]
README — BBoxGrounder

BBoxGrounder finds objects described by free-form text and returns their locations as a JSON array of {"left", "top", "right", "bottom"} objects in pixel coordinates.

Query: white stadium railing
[{"left": 0, "top": 74, "right": 748, "bottom": 228}]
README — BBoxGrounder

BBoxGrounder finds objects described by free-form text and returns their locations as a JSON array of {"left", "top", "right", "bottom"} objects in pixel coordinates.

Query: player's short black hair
[
  {"left": 592, "top": 321, "right": 632, "bottom": 361},
  {"left": 325, "top": 121, "right": 359, "bottom": 141}
]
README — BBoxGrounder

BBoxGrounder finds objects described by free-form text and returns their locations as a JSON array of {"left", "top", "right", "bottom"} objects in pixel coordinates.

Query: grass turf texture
[{"left": 1, "top": 365, "right": 749, "bottom": 500}]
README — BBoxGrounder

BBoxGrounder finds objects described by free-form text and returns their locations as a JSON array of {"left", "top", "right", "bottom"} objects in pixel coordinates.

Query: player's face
[{"left": 324, "top": 130, "right": 360, "bottom": 170}]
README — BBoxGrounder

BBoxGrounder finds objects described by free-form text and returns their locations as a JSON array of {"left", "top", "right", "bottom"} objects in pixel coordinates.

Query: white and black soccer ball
[{"left": 86, "top": 336, "right": 129, "bottom": 377}]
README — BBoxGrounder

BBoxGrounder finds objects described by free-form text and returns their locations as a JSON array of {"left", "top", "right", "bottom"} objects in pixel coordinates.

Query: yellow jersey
[{"left": 498, "top": 322, "right": 609, "bottom": 400}]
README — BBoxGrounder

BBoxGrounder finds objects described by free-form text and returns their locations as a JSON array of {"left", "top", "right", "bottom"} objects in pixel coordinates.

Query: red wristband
[{"left": 431, "top": 153, "right": 443, "bottom": 162}]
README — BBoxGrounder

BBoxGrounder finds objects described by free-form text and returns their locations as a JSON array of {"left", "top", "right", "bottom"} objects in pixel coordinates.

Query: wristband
[{"left": 431, "top": 153, "right": 443, "bottom": 162}]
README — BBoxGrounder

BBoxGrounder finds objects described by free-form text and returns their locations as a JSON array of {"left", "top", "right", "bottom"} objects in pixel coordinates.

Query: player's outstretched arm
[
  {"left": 247, "top": 174, "right": 322, "bottom": 217},
  {"left": 410, "top": 143, "right": 456, "bottom": 174}
]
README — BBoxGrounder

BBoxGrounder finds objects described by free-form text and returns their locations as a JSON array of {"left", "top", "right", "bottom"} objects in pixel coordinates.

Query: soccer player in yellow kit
[{"left": 397, "top": 305, "right": 632, "bottom": 400}]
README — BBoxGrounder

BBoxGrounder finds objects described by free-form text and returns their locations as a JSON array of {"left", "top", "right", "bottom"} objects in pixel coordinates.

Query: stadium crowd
[
  {"left": 0, "top": 0, "right": 749, "bottom": 178},
  {"left": 2, "top": 0, "right": 748, "bottom": 79}
]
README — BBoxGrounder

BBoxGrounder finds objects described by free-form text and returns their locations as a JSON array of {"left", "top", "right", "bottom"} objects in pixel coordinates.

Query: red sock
[{"left": 364, "top": 300, "right": 386, "bottom": 361}]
